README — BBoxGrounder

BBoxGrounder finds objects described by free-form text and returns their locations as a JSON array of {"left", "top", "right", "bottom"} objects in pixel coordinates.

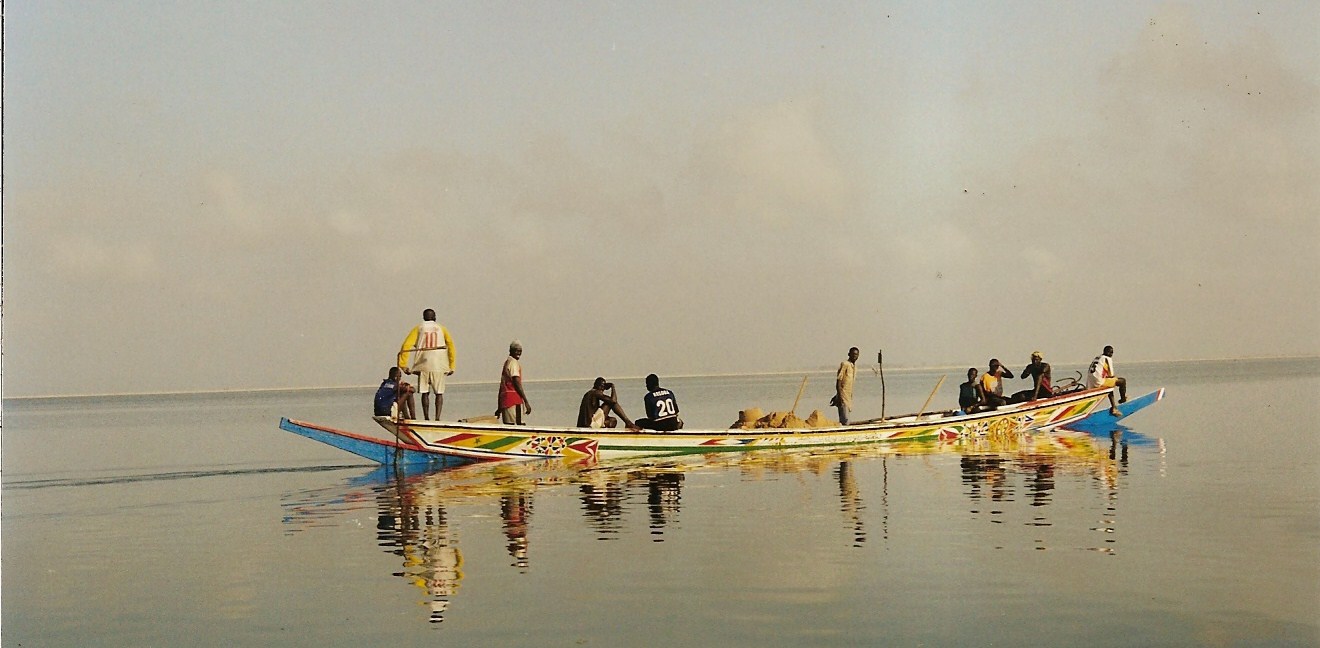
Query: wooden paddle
[{"left": 915, "top": 375, "right": 947, "bottom": 420}]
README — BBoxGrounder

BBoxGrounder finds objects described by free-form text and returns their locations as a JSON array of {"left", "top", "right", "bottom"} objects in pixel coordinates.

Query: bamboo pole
[
  {"left": 790, "top": 375, "right": 809, "bottom": 415},
  {"left": 878, "top": 350, "right": 887, "bottom": 420},
  {"left": 915, "top": 375, "right": 947, "bottom": 420}
]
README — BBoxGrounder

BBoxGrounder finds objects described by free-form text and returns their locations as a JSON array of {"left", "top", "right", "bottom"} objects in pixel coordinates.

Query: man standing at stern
[{"left": 400, "top": 308, "right": 456, "bottom": 420}]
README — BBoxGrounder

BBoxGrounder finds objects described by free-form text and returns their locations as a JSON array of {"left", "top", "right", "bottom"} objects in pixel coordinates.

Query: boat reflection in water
[
  {"left": 282, "top": 423, "right": 1155, "bottom": 625},
  {"left": 957, "top": 425, "right": 1156, "bottom": 553},
  {"left": 578, "top": 465, "right": 685, "bottom": 541}
]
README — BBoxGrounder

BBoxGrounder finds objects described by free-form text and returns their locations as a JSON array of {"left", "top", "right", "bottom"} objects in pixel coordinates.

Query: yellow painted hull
[{"left": 377, "top": 388, "right": 1118, "bottom": 463}]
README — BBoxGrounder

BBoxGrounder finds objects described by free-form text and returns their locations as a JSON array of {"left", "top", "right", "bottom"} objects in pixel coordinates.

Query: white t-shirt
[
  {"left": 412, "top": 321, "right": 447, "bottom": 372},
  {"left": 1086, "top": 355, "right": 1114, "bottom": 388}
]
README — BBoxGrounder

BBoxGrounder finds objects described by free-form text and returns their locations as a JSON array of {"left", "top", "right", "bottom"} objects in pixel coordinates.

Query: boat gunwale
[{"left": 381, "top": 386, "right": 1115, "bottom": 439}]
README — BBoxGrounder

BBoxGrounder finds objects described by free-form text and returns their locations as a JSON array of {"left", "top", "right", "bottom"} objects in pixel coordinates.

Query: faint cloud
[
  {"left": 328, "top": 209, "right": 370, "bottom": 236},
  {"left": 692, "top": 99, "right": 857, "bottom": 225},
  {"left": 502, "top": 213, "right": 554, "bottom": 256},
  {"left": 202, "top": 170, "right": 268, "bottom": 234},
  {"left": 888, "top": 218, "right": 976, "bottom": 270},
  {"left": 1095, "top": 4, "right": 1318, "bottom": 250},
  {"left": 51, "top": 237, "right": 160, "bottom": 283}
]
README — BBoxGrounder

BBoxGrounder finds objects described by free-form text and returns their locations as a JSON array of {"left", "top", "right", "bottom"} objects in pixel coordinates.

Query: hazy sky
[{"left": 3, "top": 1, "right": 1318, "bottom": 397}]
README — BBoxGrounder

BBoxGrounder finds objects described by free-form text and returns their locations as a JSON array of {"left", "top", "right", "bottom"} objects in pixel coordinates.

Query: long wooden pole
[
  {"left": 878, "top": 350, "right": 887, "bottom": 421},
  {"left": 915, "top": 375, "right": 947, "bottom": 420},
  {"left": 404, "top": 346, "right": 447, "bottom": 353},
  {"left": 790, "top": 375, "right": 809, "bottom": 414}
]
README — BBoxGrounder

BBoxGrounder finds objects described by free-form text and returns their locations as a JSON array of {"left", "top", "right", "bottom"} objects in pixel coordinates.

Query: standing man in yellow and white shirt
[{"left": 400, "top": 308, "right": 456, "bottom": 420}]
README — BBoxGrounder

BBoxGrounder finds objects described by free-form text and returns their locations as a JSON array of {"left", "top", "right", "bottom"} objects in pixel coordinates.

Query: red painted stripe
[
  {"left": 286, "top": 419, "right": 429, "bottom": 452},
  {"left": 438, "top": 433, "right": 483, "bottom": 444}
]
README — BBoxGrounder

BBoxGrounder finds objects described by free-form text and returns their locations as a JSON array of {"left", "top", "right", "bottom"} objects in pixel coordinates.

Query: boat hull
[
  {"left": 279, "top": 417, "right": 474, "bottom": 468},
  {"left": 374, "top": 387, "right": 1132, "bottom": 463},
  {"left": 1058, "top": 387, "right": 1165, "bottom": 433}
]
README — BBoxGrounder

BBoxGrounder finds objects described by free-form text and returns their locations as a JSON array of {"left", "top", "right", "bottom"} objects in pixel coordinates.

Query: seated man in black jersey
[{"left": 635, "top": 374, "right": 682, "bottom": 432}]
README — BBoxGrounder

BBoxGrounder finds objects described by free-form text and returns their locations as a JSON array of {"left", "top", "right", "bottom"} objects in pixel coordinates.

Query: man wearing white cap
[{"left": 497, "top": 341, "right": 531, "bottom": 425}]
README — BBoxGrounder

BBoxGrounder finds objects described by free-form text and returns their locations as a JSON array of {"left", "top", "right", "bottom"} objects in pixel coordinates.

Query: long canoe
[{"left": 281, "top": 386, "right": 1163, "bottom": 466}]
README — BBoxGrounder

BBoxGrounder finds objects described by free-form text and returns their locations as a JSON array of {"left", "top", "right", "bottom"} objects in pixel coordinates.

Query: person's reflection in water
[
  {"left": 376, "top": 482, "right": 463, "bottom": 624},
  {"left": 377, "top": 481, "right": 419, "bottom": 550},
  {"left": 961, "top": 456, "right": 1008, "bottom": 499},
  {"left": 961, "top": 456, "right": 984, "bottom": 502},
  {"left": 1109, "top": 430, "right": 1129, "bottom": 469},
  {"left": 988, "top": 464, "right": 1008, "bottom": 503},
  {"left": 419, "top": 507, "right": 463, "bottom": 624},
  {"left": 835, "top": 461, "right": 867, "bottom": 547},
  {"left": 1093, "top": 430, "right": 1126, "bottom": 553},
  {"left": 501, "top": 492, "right": 533, "bottom": 572},
  {"left": 579, "top": 474, "right": 626, "bottom": 539},
  {"left": 1028, "top": 461, "right": 1055, "bottom": 508},
  {"left": 961, "top": 455, "right": 1010, "bottom": 520},
  {"left": 646, "top": 473, "right": 683, "bottom": 541}
]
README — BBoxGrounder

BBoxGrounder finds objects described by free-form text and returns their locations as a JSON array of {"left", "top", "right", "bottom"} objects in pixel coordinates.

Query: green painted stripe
[
  {"left": 473, "top": 434, "right": 593, "bottom": 452},
  {"left": 477, "top": 436, "right": 527, "bottom": 451},
  {"left": 599, "top": 434, "right": 941, "bottom": 454}
]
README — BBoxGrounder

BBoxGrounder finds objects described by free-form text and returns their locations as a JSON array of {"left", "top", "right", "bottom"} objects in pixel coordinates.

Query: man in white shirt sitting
[{"left": 1086, "top": 345, "right": 1128, "bottom": 416}]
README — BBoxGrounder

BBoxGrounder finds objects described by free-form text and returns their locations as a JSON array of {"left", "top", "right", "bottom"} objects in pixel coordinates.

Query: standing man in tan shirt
[{"left": 833, "top": 347, "right": 859, "bottom": 424}]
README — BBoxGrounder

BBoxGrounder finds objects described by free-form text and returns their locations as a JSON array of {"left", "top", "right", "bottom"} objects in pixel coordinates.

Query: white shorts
[{"left": 417, "top": 371, "right": 446, "bottom": 394}]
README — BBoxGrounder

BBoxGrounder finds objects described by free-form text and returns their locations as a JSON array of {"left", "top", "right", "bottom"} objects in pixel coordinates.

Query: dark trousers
[{"left": 636, "top": 417, "right": 679, "bottom": 432}]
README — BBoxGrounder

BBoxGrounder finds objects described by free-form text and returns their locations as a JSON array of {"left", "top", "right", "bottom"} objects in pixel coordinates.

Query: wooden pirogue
[{"left": 279, "top": 386, "right": 1164, "bottom": 466}]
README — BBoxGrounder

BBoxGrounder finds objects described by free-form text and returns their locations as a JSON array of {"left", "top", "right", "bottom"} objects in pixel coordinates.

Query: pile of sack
[{"left": 730, "top": 407, "right": 839, "bottom": 430}]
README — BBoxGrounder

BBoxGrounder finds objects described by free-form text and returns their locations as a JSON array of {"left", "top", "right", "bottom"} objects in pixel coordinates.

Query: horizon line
[{"left": 3, "top": 354, "right": 1317, "bottom": 401}]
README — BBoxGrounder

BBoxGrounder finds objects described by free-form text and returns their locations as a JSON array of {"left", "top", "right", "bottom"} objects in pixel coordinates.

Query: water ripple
[{"left": 3, "top": 463, "right": 366, "bottom": 490}]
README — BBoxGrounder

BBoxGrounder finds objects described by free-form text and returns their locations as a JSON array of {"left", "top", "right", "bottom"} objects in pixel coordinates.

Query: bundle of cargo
[{"left": 730, "top": 407, "right": 839, "bottom": 430}]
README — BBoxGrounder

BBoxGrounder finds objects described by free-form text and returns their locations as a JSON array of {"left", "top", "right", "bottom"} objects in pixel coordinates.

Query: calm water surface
[{"left": 3, "top": 359, "right": 1318, "bottom": 646}]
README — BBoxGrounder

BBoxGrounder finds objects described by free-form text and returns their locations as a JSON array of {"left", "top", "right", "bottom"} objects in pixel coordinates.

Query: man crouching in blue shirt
[{"left": 374, "top": 367, "right": 415, "bottom": 419}]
